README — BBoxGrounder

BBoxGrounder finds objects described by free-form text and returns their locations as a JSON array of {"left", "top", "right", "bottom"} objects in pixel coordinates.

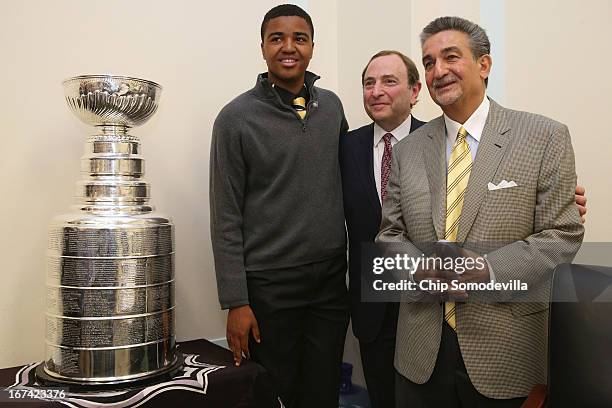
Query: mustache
[{"left": 432, "top": 75, "right": 458, "bottom": 89}]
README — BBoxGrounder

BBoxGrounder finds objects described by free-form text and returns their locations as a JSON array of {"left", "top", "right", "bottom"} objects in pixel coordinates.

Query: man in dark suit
[{"left": 340, "top": 50, "right": 424, "bottom": 408}]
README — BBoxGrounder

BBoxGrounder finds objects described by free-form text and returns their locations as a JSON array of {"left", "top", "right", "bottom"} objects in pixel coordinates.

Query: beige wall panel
[{"left": 504, "top": 0, "right": 611, "bottom": 242}]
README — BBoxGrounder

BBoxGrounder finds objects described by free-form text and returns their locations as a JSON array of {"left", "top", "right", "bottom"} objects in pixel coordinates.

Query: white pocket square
[{"left": 487, "top": 180, "right": 518, "bottom": 191}]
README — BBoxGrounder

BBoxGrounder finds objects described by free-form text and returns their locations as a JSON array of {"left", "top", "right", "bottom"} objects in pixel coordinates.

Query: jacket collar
[
  {"left": 254, "top": 71, "right": 321, "bottom": 103},
  {"left": 425, "top": 98, "right": 511, "bottom": 241}
]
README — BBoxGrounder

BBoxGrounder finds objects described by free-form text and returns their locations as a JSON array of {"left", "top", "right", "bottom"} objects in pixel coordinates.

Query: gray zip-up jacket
[{"left": 210, "top": 71, "right": 348, "bottom": 309}]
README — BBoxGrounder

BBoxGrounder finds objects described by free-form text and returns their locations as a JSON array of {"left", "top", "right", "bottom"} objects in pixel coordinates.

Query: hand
[
  {"left": 413, "top": 262, "right": 468, "bottom": 301},
  {"left": 413, "top": 262, "right": 445, "bottom": 284},
  {"left": 226, "top": 305, "right": 260, "bottom": 366},
  {"left": 575, "top": 184, "right": 587, "bottom": 224},
  {"left": 454, "top": 247, "right": 490, "bottom": 285}
]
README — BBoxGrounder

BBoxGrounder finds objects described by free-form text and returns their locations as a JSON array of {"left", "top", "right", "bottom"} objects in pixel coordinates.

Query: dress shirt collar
[
  {"left": 444, "top": 96, "right": 490, "bottom": 144},
  {"left": 373, "top": 115, "right": 413, "bottom": 147},
  {"left": 272, "top": 83, "right": 309, "bottom": 106}
]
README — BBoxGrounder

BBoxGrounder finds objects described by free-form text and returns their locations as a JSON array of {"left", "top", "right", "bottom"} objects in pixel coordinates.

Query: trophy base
[{"left": 34, "top": 352, "right": 184, "bottom": 392}]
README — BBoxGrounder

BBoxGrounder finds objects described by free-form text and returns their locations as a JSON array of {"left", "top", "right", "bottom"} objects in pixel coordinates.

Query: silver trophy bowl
[
  {"left": 63, "top": 75, "right": 161, "bottom": 127},
  {"left": 40, "top": 75, "right": 181, "bottom": 386}
]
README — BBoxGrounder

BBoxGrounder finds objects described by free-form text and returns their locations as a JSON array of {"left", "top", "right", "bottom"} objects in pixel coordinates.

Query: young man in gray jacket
[{"left": 209, "top": 4, "right": 349, "bottom": 407}]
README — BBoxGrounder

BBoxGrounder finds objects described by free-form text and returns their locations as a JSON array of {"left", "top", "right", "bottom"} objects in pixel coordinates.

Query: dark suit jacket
[{"left": 340, "top": 117, "right": 425, "bottom": 343}]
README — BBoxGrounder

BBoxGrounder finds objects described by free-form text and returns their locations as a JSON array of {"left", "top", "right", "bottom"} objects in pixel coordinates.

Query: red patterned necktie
[{"left": 380, "top": 133, "right": 393, "bottom": 201}]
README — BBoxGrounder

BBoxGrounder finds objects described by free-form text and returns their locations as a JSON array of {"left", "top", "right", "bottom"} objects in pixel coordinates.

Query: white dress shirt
[
  {"left": 373, "top": 115, "right": 413, "bottom": 204},
  {"left": 444, "top": 96, "right": 490, "bottom": 163},
  {"left": 443, "top": 95, "right": 495, "bottom": 280}
]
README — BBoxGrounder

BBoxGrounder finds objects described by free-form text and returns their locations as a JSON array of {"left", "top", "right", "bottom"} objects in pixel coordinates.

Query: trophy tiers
[{"left": 40, "top": 75, "right": 181, "bottom": 386}]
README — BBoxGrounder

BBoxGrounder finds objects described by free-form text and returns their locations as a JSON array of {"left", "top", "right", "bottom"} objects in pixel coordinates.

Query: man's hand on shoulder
[
  {"left": 575, "top": 184, "right": 587, "bottom": 224},
  {"left": 226, "top": 305, "right": 261, "bottom": 366}
]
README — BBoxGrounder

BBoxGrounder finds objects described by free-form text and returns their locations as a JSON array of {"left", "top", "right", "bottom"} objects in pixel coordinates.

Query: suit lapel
[
  {"left": 410, "top": 117, "right": 425, "bottom": 133},
  {"left": 424, "top": 117, "right": 447, "bottom": 240},
  {"left": 457, "top": 100, "right": 511, "bottom": 242},
  {"left": 351, "top": 123, "right": 382, "bottom": 216}
]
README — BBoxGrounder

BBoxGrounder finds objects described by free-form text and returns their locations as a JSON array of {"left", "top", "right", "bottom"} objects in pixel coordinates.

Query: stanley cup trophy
[{"left": 36, "top": 75, "right": 182, "bottom": 386}]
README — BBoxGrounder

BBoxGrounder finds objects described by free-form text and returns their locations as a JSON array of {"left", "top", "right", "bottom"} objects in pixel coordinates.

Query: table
[{"left": 0, "top": 339, "right": 280, "bottom": 407}]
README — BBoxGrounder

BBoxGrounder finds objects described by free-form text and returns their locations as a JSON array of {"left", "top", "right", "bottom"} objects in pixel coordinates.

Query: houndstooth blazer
[{"left": 375, "top": 99, "right": 584, "bottom": 399}]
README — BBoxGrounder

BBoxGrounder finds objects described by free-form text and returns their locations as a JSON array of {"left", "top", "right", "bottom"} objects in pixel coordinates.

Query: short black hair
[{"left": 261, "top": 4, "right": 314, "bottom": 42}]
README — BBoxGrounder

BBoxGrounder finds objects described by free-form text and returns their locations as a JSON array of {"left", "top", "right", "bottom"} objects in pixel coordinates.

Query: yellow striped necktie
[
  {"left": 444, "top": 126, "right": 472, "bottom": 331},
  {"left": 292, "top": 96, "right": 307, "bottom": 119}
]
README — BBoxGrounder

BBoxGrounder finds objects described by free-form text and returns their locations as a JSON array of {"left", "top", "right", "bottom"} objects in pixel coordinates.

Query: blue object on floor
[{"left": 339, "top": 362, "right": 371, "bottom": 408}]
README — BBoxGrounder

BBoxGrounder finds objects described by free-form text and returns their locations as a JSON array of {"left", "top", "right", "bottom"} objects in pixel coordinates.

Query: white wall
[
  {"left": 1, "top": 0, "right": 610, "bottom": 372},
  {"left": 503, "top": 0, "right": 612, "bottom": 244}
]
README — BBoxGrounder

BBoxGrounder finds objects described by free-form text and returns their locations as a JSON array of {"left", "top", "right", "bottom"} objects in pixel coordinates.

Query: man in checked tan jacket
[{"left": 376, "top": 16, "right": 584, "bottom": 407}]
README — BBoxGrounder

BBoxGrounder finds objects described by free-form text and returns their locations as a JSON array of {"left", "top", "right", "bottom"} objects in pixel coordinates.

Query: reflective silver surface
[
  {"left": 43, "top": 75, "right": 180, "bottom": 384},
  {"left": 63, "top": 75, "right": 161, "bottom": 127}
]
